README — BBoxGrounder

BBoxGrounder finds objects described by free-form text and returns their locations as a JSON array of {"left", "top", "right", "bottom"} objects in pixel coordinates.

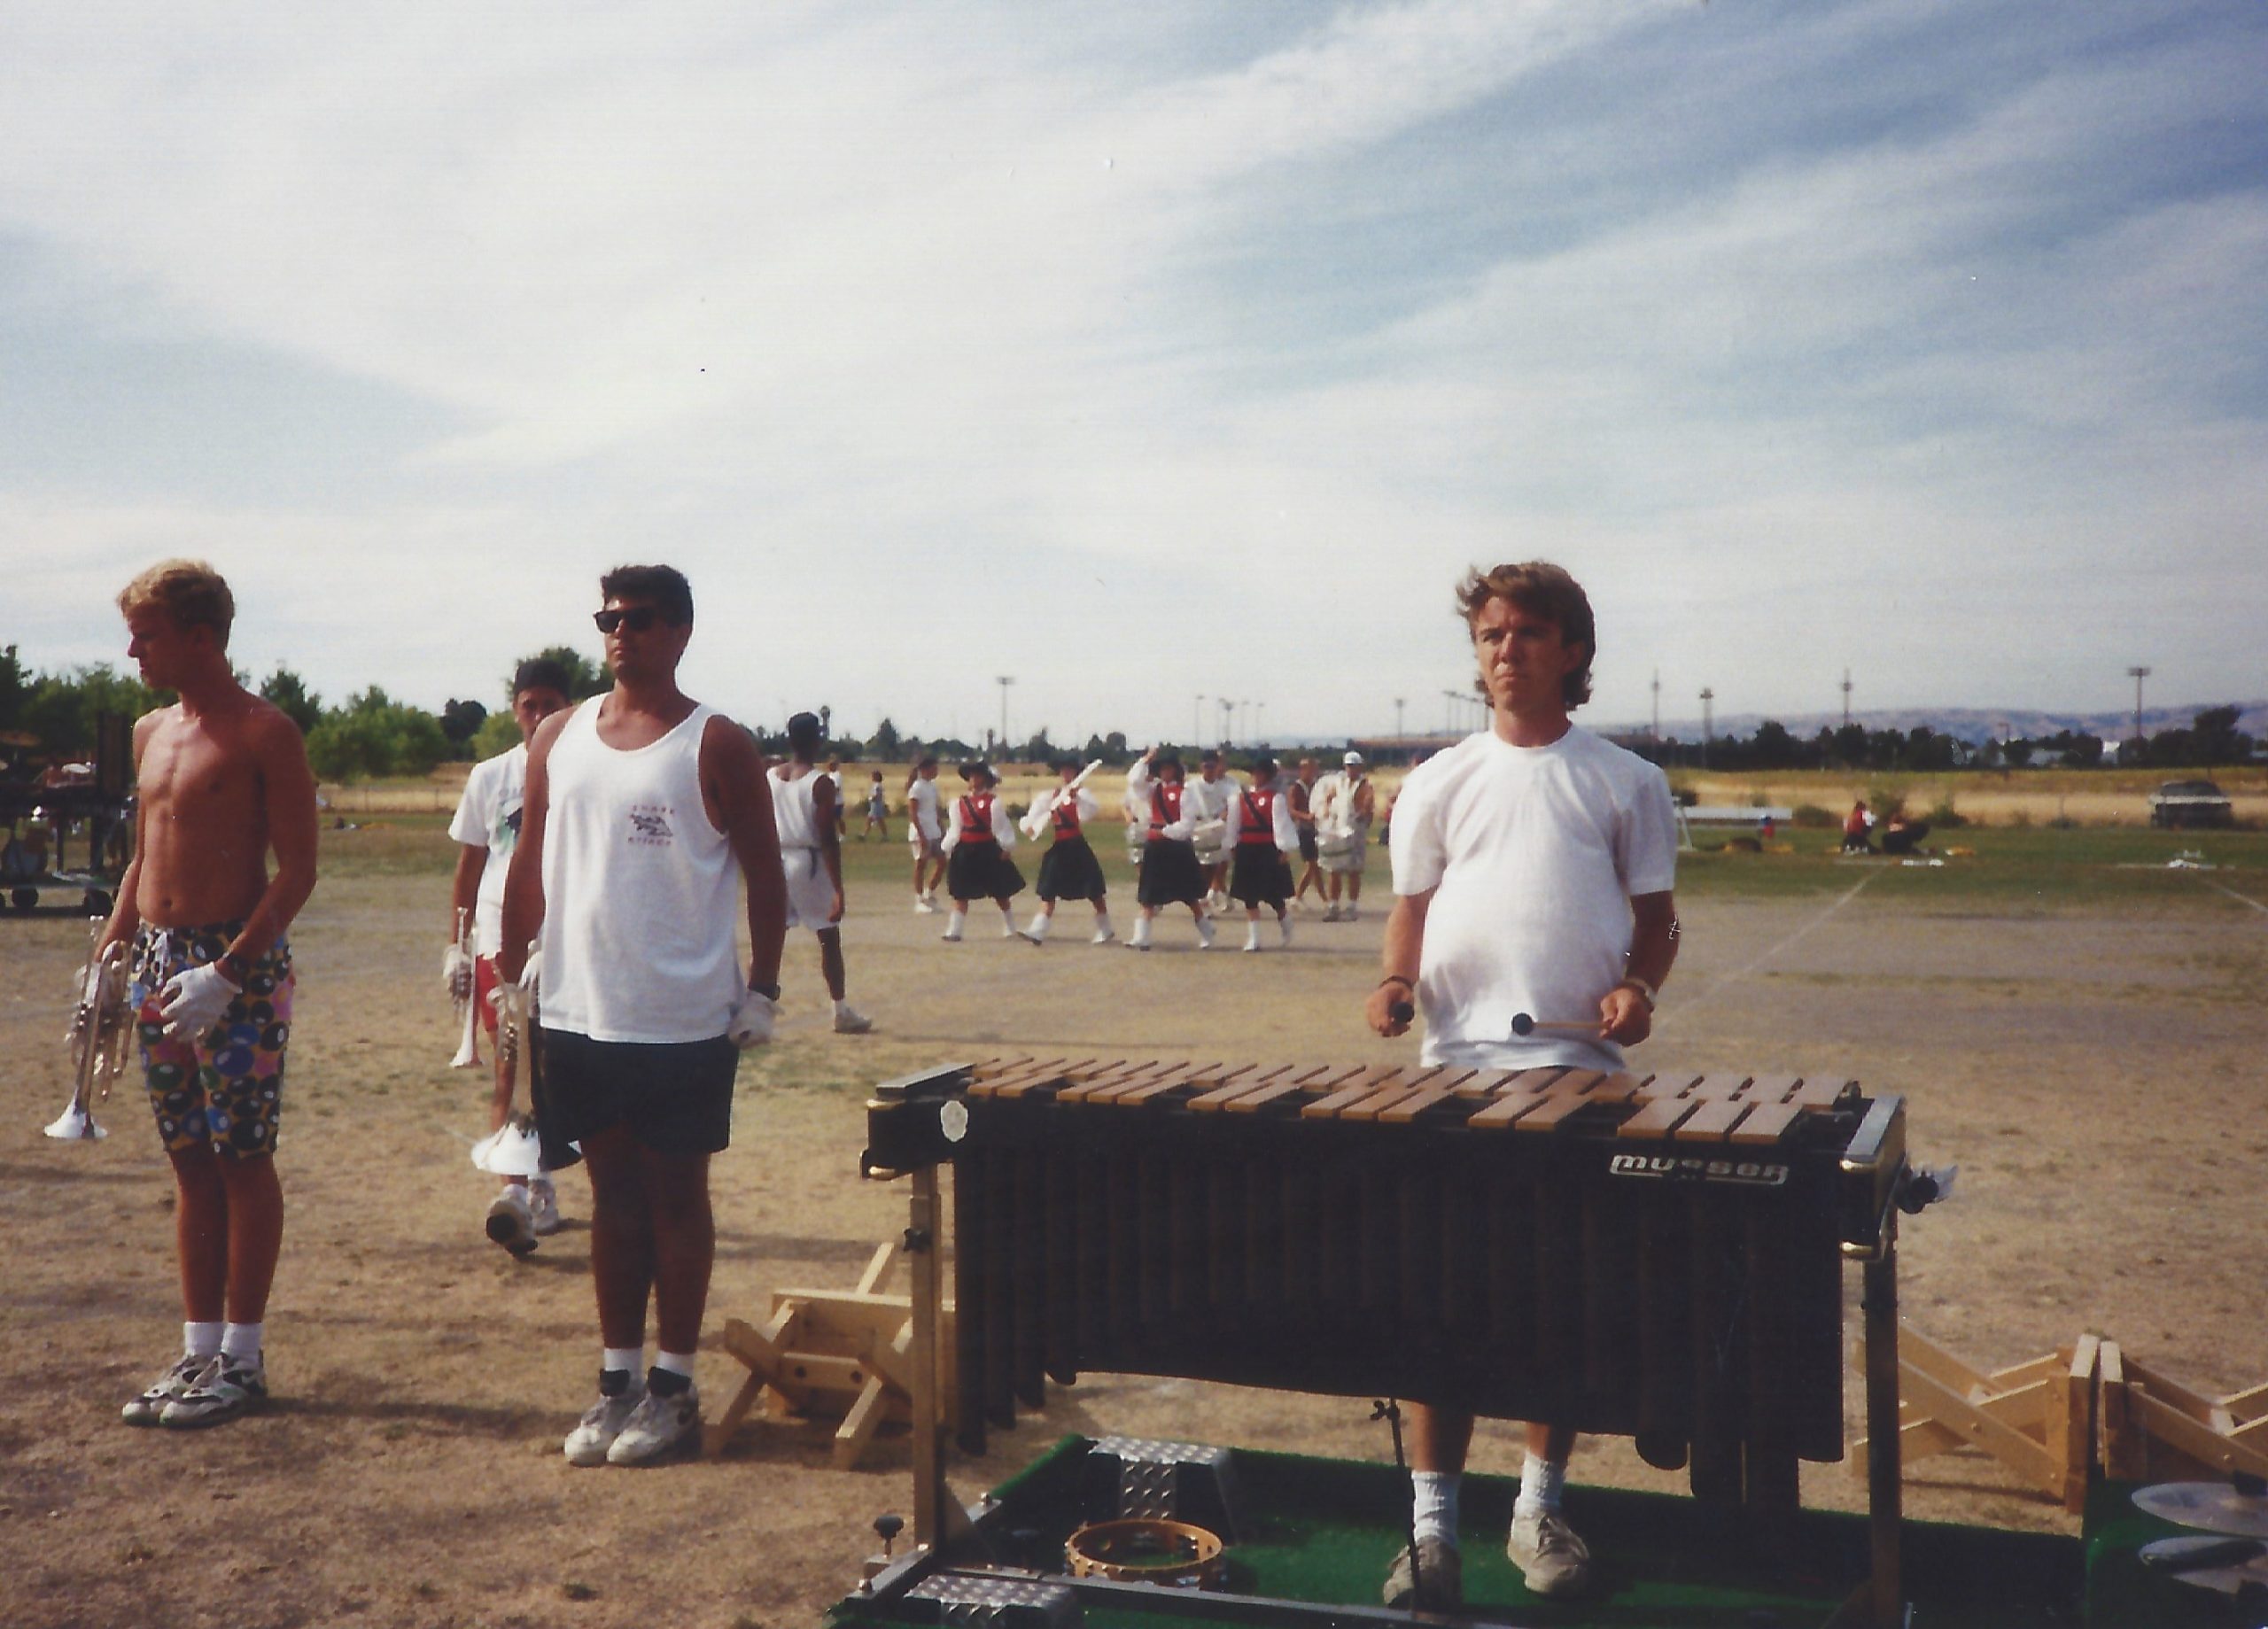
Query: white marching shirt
[
  {"left": 447, "top": 741, "right": 528, "bottom": 956},
  {"left": 538, "top": 700, "right": 743, "bottom": 1044},
  {"left": 1389, "top": 725, "right": 1677, "bottom": 1074}
]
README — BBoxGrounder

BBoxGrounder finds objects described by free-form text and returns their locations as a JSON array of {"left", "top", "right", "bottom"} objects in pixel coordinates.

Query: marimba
[{"left": 864, "top": 1055, "right": 1909, "bottom": 1542}]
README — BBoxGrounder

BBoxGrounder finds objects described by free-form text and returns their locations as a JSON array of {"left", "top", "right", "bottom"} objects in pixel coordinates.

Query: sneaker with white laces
[
  {"left": 527, "top": 1178, "right": 562, "bottom": 1237},
  {"left": 160, "top": 1352, "right": 267, "bottom": 1428},
  {"left": 1382, "top": 1536, "right": 1464, "bottom": 1610},
  {"left": 486, "top": 1186, "right": 537, "bottom": 1256},
  {"left": 564, "top": 1378, "right": 644, "bottom": 1466},
  {"left": 832, "top": 1005, "right": 873, "bottom": 1035},
  {"left": 123, "top": 1352, "right": 214, "bottom": 1427},
  {"left": 606, "top": 1382, "right": 701, "bottom": 1465},
  {"left": 1507, "top": 1508, "right": 1593, "bottom": 1598}
]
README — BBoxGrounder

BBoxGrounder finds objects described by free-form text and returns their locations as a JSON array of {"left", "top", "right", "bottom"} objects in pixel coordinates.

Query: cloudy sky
[{"left": 4, "top": 0, "right": 2264, "bottom": 746}]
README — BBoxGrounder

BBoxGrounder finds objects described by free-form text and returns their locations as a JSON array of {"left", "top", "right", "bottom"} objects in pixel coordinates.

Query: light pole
[
  {"left": 1651, "top": 671, "right": 1660, "bottom": 744},
  {"left": 1193, "top": 694, "right": 1204, "bottom": 747},
  {"left": 2126, "top": 665, "right": 2151, "bottom": 759},
  {"left": 996, "top": 676, "right": 1014, "bottom": 761},
  {"left": 1256, "top": 701, "right": 1267, "bottom": 743},
  {"left": 1841, "top": 669, "right": 1853, "bottom": 729},
  {"left": 1217, "top": 695, "right": 1233, "bottom": 747},
  {"left": 1394, "top": 697, "right": 1406, "bottom": 739},
  {"left": 1699, "top": 687, "right": 1715, "bottom": 770}
]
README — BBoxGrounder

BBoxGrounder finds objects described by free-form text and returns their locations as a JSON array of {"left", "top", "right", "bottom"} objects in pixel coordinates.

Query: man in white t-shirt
[
  {"left": 906, "top": 756, "right": 945, "bottom": 912},
  {"left": 1364, "top": 561, "right": 1679, "bottom": 1609},
  {"left": 446, "top": 658, "right": 571, "bottom": 1254}
]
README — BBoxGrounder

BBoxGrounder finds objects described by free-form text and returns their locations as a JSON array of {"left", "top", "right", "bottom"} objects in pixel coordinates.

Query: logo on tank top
[{"left": 627, "top": 804, "right": 676, "bottom": 846}]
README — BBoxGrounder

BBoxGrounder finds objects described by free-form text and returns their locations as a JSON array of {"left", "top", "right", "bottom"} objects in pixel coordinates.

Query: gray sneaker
[
  {"left": 1507, "top": 1509, "right": 1592, "bottom": 1598},
  {"left": 123, "top": 1352, "right": 213, "bottom": 1427},
  {"left": 486, "top": 1187, "right": 537, "bottom": 1256},
  {"left": 605, "top": 1383, "right": 701, "bottom": 1465},
  {"left": 563, "top": 1383, "right": 644, "bottom": 1466},
  {"left": 160, "top": 1353, "right": 267, "bottom": 1429},
  {"left": 1382, "top": 1536, "right": 1463, "bottom": 1610},
  {"left": 527, "top": 1179, "right": 562, "bottom": 1237}
]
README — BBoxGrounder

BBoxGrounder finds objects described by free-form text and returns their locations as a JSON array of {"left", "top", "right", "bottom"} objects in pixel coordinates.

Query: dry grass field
[{"left": 3, "top": 817, "right": 2264, "bottom": 1628}]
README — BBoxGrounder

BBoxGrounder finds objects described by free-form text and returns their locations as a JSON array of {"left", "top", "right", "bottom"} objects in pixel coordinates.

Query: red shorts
[{"left": 473, "top": 954, "right": 501, "bottom": 1035}]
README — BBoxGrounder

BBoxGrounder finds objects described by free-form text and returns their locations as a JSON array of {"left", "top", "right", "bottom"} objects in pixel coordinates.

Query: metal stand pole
[{"left": 1862, "top": 1220, "right": 1904, "bottom": 1629}]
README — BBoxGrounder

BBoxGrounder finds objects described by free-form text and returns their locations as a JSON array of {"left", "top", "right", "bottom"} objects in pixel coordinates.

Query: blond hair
[{"left": 118, "top": 559, "right": 235, "bottom": 647}]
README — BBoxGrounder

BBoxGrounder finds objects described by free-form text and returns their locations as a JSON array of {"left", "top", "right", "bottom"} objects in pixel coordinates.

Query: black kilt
[
  {"left": 1137, "top": 837, "right": 1206, "bottom": 907},
  {"left": 1228, "top": 843, "right": 1293, "bottom": 908},
  {"left": 947, "top": 842, "right": 1026, "bottom": 903},
  {"left": 1036, "top": 835, "right": 1107, "bottom": 903}
]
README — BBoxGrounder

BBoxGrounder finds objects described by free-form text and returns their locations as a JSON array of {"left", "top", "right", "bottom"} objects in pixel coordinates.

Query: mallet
[{"left": 1511, "top": 1011, "right": 1604, "bottom": 1037}]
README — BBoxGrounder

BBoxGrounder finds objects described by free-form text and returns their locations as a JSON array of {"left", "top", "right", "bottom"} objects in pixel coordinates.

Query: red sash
[
  {"left": 1146, "top": 782, "right": 1184, "bottom": 839},
  {"left": 1052, "top": 796, "right": 1083, "bottom": 841},
  {"left": 958, "top": 795, "right": 998, "bottom": 846},
  {"left": 1237, "top": 787, "right": 1277, "bottom": 848}
]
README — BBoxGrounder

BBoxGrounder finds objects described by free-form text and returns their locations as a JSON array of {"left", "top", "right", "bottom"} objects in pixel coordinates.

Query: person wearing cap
[{"left": 1320, "top": 750, "right": 1377, "bottom": 921}]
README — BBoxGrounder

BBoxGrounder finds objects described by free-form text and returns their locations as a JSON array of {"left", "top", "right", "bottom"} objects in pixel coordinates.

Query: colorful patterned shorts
[{"left": 130, "top": 922, "right": 294, "bottom": 1157}]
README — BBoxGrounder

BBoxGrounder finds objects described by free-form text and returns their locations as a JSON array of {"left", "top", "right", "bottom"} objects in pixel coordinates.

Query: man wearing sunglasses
[{"left": 499, "top": 563, "right": 788, "bottom": 1468}]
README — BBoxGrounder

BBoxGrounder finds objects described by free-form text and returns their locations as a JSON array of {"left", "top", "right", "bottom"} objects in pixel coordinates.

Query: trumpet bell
[
  {"left": 470, "top": 1120, "right": 543, "bottom": 1177},
  {"left": 44, "top": 1103, "right": 107, "bottom": 1140}
]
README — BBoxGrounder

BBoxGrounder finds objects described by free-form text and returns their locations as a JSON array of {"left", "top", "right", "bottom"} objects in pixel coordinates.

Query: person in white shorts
[
  {"left": 905, "top": 756, "right": 944, "bottom": 911},
  {"left": 1364, "top": 560, "right": 1679, "bottom": 1610},
  {"left": 1322, "top": 750, "right": 1376, "bottom": 920},
  {"left": 445, "top": 656, "right": 571, "bottom": 1254},
  {"left": 773, "top": 713, "right": 871, "bottom": 1034},
  {"left": 500, "top": 563, "right": 788, "bottom": 1470},
  {"left": 1184, "top": 748, "right": 1241, "bottom": 911}
]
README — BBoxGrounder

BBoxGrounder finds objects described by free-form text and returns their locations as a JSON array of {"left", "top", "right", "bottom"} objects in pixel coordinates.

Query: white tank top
[
  {"left": 539, "top": 698, "right": 742, "bottom": 1043},
  {"left": 772, "top": 765, "right": 822, "bottom": 850}
]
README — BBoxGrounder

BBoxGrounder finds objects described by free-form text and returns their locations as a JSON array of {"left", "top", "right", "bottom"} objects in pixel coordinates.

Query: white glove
[
  {"left": 726, "top": 986, "right": 777, "bottom": 1049},
  {"left": 159, "top": 962, "right": 239, "bottom": 1042},
  {"left": 490, "top": 946, "right": 541, "bottom": 1028},
  {"left": 442, "top": 942, "right": 475, "bottom": 1002}
]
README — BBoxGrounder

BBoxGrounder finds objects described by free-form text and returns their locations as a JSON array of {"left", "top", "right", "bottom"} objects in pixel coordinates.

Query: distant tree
[
  {"left": 2192, "top": 705, "right": 2250, "bottom": 766},
  {"left": 1015, "top": 726, "right": 1055, "bottom": 763},
  {"left": 469, "top": 711, "right": 520, "bottom": 760},
  {"left": 259, "top": 666, "right": 323, "bottom": 734},
  {"left": 0, "top": 645, "right": 28, "bottom": 733},
  {"left": 1083, "top": 732, "right": 1130, "bottom": 766},
  {"left": 306, "top": 686, "right": 450, "bottom": 781},
  {"left": 1747, "top": 719, "right": 1805, "bottom": 770},
  {"left": 868, "top": 717, "right": 902, "bottom": 760},
  {"left": 1829, "top": 722, "right": 1868, "bottom": 767}
]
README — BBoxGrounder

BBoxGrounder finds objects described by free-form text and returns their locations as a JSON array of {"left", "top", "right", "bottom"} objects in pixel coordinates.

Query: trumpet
[
  {"left": 48, "top": 919, "right": 130, "bottom": 1141},
  {"left": 447, "top": 907, "right": 482, "bottom": 1069}
]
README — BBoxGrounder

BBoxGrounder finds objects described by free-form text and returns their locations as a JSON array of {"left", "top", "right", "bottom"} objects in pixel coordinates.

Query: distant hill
[{"left": 1609, "top": 701, "right": 2268, "bottom": 748}]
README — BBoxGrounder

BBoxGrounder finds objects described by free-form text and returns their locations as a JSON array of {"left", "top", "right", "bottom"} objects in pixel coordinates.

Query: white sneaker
[
  {"left": 1196, "top": 919, "right": 1216, "bottom": 950},
  {"left": 1279, "top": 917, "right": 1293, "bottom": 947},
  {"left": 527, "top": 1179, "right": 562, "bottom": 1237},
  {"left": 1242, "top": 927, "right": 1262, "bottom": 953},
  {"left": 1091, "top": 926, "right": 1115, "bottom": 944},
  {"left": 160, "top": 1352, "right": 266, "bottom": 1429},
  {"left": 606, "top": 1382, "right": 701, "bottom": 1465},
  {"left": 485, "top": 1187, "right": 537, "bottom": 1256},
  {"left": 1324, "top": 904, "right": 1342, "bottom": 922},
  {"left": 564, "top": 1382, "right": 644, "bottom": 1466},
  {"left": 1346, "top": 903, "right": 1361, "bottom": 921},
  {"left": 1507, "top": 1509, "right": 1593, "bottom": 1598},
  {"left": 123, "top": 1352, "right": 214, "bottom": 1427},
  {"left": 832, "top": 1005, "right": 873, "bottom": 1035},
  {"left": 913, "top": 896, "right": 938, "bottom": 915},
  {"left": 1000, "top": 919, "right": 1020, "bottom": 939}
]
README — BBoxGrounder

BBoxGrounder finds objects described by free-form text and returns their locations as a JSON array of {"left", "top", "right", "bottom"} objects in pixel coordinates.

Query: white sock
[
  {"left": 1411, "top": 1470, "right": 1460, "bottom": 1546},
  {"left": 1025, "top": 913, "right": 1049, "bottom": 941},
  {"left": 998, "top": 905, "right": 1017, "bottom": 935},
  {"left": 1515, "top": 1452, "right": 1565, "bottom": 1520},
  {"left": 832, "top": 997, "right": 852, "bottom": 1018},
  {"left": 1130, "top": 916, "right": 1153, "bottom": 948},
  {"left": 602, "top": 1346, "right": 643, "bottom": 1377},
  {"left": 221, "top": 1322, "right": 262, "bottom": 1361},
  {"left": 184, "top": 1321, "right": 223, "bottom": 1359},
  {"left": 653, "top": 1349, "right": 696, "bottom": 1385},
  {"left": 1094, "top": 911, "right": 1112, "bottom": 937},
  {"left": 1243, "top": 921, "right": 1261, "bottom": 950},
  {"left": 944, "top": 910, "right": 965, "bottom": 941}
]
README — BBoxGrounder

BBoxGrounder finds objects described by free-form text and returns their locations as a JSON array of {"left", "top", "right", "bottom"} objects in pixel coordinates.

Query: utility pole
[
  {"left": 1699, "top": 687, "right": 1715, "bottom": 770},
  {"left": 1256, "top": 701, "right": 1267, "bottom": 743},
  {"left": 1217, "top": 695, "right": 1233, "bottom": 747},
  {"left": 1841, "top": 669, "right": 1852, "bottom": 729},
  {"left": 996, "top": 676, "right": 1014, "bottom": 761},
  {"left": 1193, "top": 694, "right": 1204, "bottom": 746},
  {"left": 1394, "top": 697, "right": 1406, "bottom": 739},
  {"left": 1651, "top": 670, "right": 1660, "bottom": 745},
  {"left": 2126, "top": 665, "right": 2151, "bottom": 759}
]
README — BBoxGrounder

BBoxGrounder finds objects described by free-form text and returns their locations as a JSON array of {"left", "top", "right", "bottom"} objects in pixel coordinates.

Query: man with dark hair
[
  {"left": 99, "top": 559, "right": 319, "bottom": 1429},
  {"left": 500, "top": 564, "right": 788, "bottom": 1467},
  {"left": 772, "top": 711, "right": 871, "bottom": 1033},
  {"left": 446, "top": 656, "right": 573, "bottom": 1253},
  {"left": 1364, "top": 560, "right": 1678, "bottom": 1607}
]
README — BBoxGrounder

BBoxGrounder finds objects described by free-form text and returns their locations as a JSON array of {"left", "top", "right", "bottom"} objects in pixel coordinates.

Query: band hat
[{"left": 1343, "top": 750, "right": 1363, "bottom": 765}]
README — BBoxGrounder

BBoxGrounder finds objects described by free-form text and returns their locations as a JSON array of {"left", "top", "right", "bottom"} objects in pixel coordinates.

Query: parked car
[{"left": 2147, "top": 779, "right": 2233, "bottom": 828}]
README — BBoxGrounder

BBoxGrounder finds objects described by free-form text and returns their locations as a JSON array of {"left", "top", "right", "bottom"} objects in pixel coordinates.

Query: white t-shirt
[
  {"left": 1391, "top": 725, "right": 1676, "bottom": 1074},
  {"left": 447, "top": 743, "right": 528, "bottom": 957},
  {"left": 907, "top": 778, "right": 942, "bottom": 843}
]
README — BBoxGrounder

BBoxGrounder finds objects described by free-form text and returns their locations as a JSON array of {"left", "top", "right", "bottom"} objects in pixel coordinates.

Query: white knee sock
[
  {"left": 1025, "top": 912, "right": 1050, "bottom": 941},
  {"left": 1411, "top": 1470, "right": 1460, "bottom": 1546}
]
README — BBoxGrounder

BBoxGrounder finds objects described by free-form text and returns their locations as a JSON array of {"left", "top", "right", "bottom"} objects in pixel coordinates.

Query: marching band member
[
  {"left": 446, "top": 657, "right": 571, "bottom": 1255},
  {"left": 937, "top": 761, "right": 1024, "bottom": 942},
  {"left": 772, "top": 713, "right": 872, "bottom": 1032},
  {"left": 1319, "top": 750, "right": 1377, "bottom": 920},
  {"left": 1365, "top": 561, "right": 1678, "bottom": 1607},
  {"left": 100, "top": 561, "right": 319, "bottom": 1430},
  {"left": 1015, "top": 757, "right": 1114, "bottom": 944},
  {"left": 1223, "top": 754, "right": 1298, "bottom": 950},
  {"left": 1288, "top": 755, "right": 1325, "bottom": 911},
  {"left": 1123, "top": 747, "right": 1213, "bottom": 950},
  {"left": 905, "top": 756, "right": 944, "bottom": 911},
  {"left": 1184, "top": 747, "right": 1241, "bottom": 911},
  {"left": 501, "top": 564, "right": 788, "bottom": 1469}
]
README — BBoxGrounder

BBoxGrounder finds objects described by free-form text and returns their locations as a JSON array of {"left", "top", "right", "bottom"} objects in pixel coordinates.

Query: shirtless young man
[
  {"left": 1366, "top": 561, "right": 1678, "bottom": 1607},
  {"left": 501, "top": 564, "right": 788, "bottom": 1467},
  {"left": 445, "top": 657, "right": 571, "bottom": 1254},
  {"left": 773, "top": 712, "right": 872, "bottom": 1034},
  {"left": 99, "top": 561, "right": 319, "bottom": 1430}
]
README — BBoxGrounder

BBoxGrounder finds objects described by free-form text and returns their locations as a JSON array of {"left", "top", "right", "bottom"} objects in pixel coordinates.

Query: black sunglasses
[{"left": 593, "top": 606, "right": 664, "bottom": 634}]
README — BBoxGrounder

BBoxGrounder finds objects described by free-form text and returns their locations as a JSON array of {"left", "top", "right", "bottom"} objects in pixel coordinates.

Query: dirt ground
[{"left": 3, "top": 834, "right": 2264, "bottom": 1629}]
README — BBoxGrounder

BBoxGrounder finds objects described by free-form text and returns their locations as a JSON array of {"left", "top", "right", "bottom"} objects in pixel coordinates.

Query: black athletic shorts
[
  {"left": 1297, "top": 829, "right": 1318, "bottom": 863},
  {"left": 532, "top": 1028, "right": 738, "bottom": 1167}
]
